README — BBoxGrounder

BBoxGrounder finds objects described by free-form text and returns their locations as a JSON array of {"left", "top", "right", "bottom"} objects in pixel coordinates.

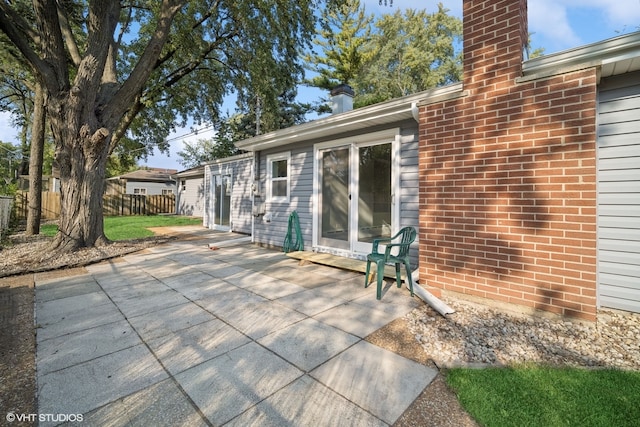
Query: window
[
  {"left": 162, "top": 189, "right": 174, "bottom": 195},
  {"left": 133, "top": 188, "right": 147, "bottom": 195},
  {"left": 267, "top": 152, "right": 290, "bottom": 203}
]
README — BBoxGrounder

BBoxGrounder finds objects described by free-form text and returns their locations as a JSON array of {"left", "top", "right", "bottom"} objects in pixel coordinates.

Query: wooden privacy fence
[{"left": 14, "top": 192, "right": 175, "bottom": 220}]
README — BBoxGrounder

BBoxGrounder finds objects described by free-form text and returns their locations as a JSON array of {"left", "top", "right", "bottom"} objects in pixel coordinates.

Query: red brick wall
[{"left": 418, "top": 0, "right": 598, "bottom": 320}]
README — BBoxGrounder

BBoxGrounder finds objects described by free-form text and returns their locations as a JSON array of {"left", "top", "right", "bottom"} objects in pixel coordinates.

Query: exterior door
[
  {"left": 318, "top": 146, "right": 351, "bottom": 250},
  {"left": 315, "top": 138, "right": 395, "bottom": 256},
  {"left": 353, "top": 143, "right": 392, "bottom": 253},
  {"left": 212, "top": 174, "right": 231, "bottom": 228}
]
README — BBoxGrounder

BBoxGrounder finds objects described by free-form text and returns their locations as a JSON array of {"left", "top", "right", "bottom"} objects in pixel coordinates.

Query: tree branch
[
  {"left": 0, "top": 3, "right": 55, "bottom": 88},
  {"left": 104, "top": 0, "right": 187, "bottom": 129},
  {"left": 56, "top": 0, "right": 82, "bottom": 67}
]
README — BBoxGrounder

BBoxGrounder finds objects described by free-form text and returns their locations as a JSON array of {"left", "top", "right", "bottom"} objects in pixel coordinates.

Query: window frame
[
  {"left": 266, "top": 152, "right": 291, "bottom": 203},
  {"left": 133, "top": 187, "right": 147, "bottom": 195}
]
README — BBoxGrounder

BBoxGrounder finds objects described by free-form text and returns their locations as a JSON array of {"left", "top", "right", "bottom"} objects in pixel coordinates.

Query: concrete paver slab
[
  {"left": 312, "top": 276, "right": 372, "bottom": 301},
  {"left": 103, "top": 279, "right": 171, "bottom": 303},
  {"left": 114, "top": 289, "right": 189, "bottom": 318},
  {"left": 158, "top": 271, "right": 215, "bottom": 290},
  {"left": 262, "top": 266, "right": 335, "bottom": 289},
  {"left": 310, "top": 340, "right": 437, "bottom": 425},
  {"left": 275, "top": 288, "right": 346, "bottom": 317},
  {"left": 36, "top": 293, "right": 122, "bottom": 341},
  {"left": 353, "top": 290, "right": 422, "bottom": 316},
  {"left": 244, "top": 279, "right": 306, "bottom": 300},
  {"left": 175, "top": 341, "right": 303, "bottom": 425},
  {"left": 37, "top": 320, "right": 140, "bottom": 375},
  {"left": 258, "top": 317, "right": 359, "bottom": 372},
  {"left": 313, "top": 301, "right": 401, "bottom": 338},
  {"left": 218, "top": 300, "right": 307, "bottom": 340},
  {"left": 127, "top": 302, "right": 215, "bottom": 341},
  {"left": 227, "top": 375, "right": 387, "bottom": 427},
  {"left": 78, "top": 378, "right": 208, "bottom": 427},
  {"left": 223, "top": 269, "right": 280, "bottom": 289},
  {"left": 146, "top": 319, "right": 250, "bottom": 375},
  {"left": 38, "top": 344, "right": 168, "bottom": 423},
  {"left": 137, "top": 263, "right": 194, "bottom": 279},
  {"left": 175, "top": 277, "right": 230, "bottom": 301},
  {"left": 197, "top": 263, "right": 247, "bottom": 279},
  {"left": 195, "top": 287, "right": 266, "bottom": 315},
  {"left": 35, "top": 274, "right": 101, "bottom": 303}
]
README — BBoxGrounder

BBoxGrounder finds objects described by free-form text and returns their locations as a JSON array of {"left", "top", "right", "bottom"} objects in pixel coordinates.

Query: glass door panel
[
  {"left": 354, "top": 143, "right": 392, "bottom": 252},
  {"left": 318, "top": 147, "right": 350, "bottom": 249},
  {"left": 214, "top": 174, "right": 231, "bottom": 227}
]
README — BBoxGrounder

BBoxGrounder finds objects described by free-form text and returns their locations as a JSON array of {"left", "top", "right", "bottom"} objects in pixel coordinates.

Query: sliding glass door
[
  {"left": 211, "top": 174, "right": 231, "bottom": 228},
  {"left": 316, "top": 139, "right": 395, "bottom": 255},
  {"left": 318, "top": 146, "right": 350, "bottom": 249}
]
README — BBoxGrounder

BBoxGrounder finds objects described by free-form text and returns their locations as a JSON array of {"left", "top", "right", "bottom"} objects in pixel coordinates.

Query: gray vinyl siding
[
  {"left": 253, "top": 120, "right": 420, "bottom": 268},
  {"left": 177, "top": 175, "right": 205, "bottom": 217},
  {"left": 597, "top": 71, "right": 640, "bottom": 313},
  {"left": 230, "top": 157, "right": 253, "bottom": 234},
  {"left": 398, "top": 123, "right": 420, "bottom": 266},
  {"left": 204, "top": 155, "right": 253, "bottom": 234},
  {"left": 253, "top": 143, "right": 315, "bottom": 249}
]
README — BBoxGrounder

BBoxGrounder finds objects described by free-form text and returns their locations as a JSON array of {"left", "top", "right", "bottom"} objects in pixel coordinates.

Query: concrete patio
[{"left": 35, "top": 229, "right": 437, "bottom": 426}]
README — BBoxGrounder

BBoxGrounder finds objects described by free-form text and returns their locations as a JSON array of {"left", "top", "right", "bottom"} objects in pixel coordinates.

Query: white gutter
[{"left": 235, "top": 84, "right": 463, "bottom": 152}]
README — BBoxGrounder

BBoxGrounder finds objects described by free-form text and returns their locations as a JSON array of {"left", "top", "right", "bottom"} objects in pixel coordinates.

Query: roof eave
[
  {"left": 235, "top": 84, "right": 463, "bottom": 152},
  {"left": 522, "top": 30, "right": 640, "bottom": 79}
]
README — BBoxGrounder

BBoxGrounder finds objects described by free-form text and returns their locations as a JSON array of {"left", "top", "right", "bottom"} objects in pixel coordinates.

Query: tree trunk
[
  {"left": 49, "top": 95, "right": 111, "bottom": 252},
  {"left": 52, "top": 138, "right": 110, "bottom": 252},
  {"left": 25, "top": 82, "right": 46, "bottom": 235}
]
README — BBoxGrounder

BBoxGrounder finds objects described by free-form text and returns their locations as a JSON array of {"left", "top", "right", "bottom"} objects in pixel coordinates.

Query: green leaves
[{"left": 305, "top": 2, "right": 463, "bottom": 108}]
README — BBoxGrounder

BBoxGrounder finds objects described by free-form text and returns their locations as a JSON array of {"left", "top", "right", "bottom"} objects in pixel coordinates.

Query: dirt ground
[{"left": 0, "top": 230, "right": 476, "bottom": 426}]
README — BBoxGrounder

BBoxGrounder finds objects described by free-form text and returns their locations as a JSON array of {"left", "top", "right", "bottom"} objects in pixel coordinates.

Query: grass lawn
[
  {"left": 40, "top": 215, "right": 203, "bottom": 240},
  {"left": 447, "top": 365, "right": 640, "bottom": 427}
]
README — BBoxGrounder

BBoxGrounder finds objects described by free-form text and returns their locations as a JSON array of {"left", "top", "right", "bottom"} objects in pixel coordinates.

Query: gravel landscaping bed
[{"left": 406, "top": 296, "right": 640, "bottom": 370}]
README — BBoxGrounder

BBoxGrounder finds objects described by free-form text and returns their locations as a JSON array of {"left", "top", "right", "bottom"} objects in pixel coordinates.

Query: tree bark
[
  {"left": 25, "top": 82, "right": 46, "bottom": 235},
  {"left": 51, "top": 115, "right": 111, "bottom": 251}
]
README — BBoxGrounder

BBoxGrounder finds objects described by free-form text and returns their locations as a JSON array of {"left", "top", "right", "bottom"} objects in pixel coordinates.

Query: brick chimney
[
  {"left": 330, "top": 84, "right": 354, "bottom": 114},
  {"left": 463, "top": 0, "right": 528, "bottom": 89},
  {"left": 419, "top": 0, "right": 599, "bottom": 320}
]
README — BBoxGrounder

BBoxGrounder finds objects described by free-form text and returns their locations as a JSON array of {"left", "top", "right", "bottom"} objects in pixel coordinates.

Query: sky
[{"left": 1, "top": 0, "right": 639, "bottom": 172}]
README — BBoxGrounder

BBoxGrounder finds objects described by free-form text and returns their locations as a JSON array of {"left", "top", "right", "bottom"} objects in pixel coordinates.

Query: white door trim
[{"left": 312, "top": 128, "right": 401, "bottom": 257}]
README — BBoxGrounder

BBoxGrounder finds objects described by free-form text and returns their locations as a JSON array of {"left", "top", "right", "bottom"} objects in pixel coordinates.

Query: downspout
[
  {"left": 411, "top": 102, "right": 420, "bottom": 122},
  {"left": 409, "top": 270, "right": 455, "bottom": 316}
]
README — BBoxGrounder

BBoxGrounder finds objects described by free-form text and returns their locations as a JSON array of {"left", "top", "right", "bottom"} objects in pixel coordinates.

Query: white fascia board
[
  {"left": 522, "top": 30, "right": 640, "bottom": 78},
  {"left": 234, "top": 84, "right": 463, "bottom": 152},
  {"left": 201, "top": 152, "right": 254, "bottom": 166}
]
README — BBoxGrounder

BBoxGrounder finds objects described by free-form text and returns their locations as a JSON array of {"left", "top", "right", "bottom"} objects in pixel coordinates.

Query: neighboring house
[
  {"left": 231, "top": 0, "right": 640, "bottom": 319},
  {"left": 105, "top": 168, "right": 177, "bottom": 195},
  {"left": 175, "top": 165, "right": 205, "bottom": 217},
  {"left": 18, "top": 173, "right": 60, "bottom": 193},
  {"left": 203, "top": 153, "right": 253, "bottom": 234}
]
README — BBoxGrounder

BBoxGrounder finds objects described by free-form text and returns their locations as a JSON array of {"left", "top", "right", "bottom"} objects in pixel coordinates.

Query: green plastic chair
[{"left": 364, "top": 226, "right": 417, "bottom": 300}]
